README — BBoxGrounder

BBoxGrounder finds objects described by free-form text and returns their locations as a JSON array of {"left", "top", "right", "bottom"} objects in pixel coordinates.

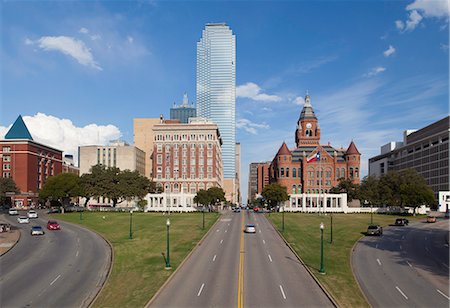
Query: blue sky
[{"left": 1, "top": 0, "right": 448, "bottom": 202}]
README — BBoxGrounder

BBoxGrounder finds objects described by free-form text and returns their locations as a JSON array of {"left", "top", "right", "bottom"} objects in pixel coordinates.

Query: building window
[
  {"left": 336, "top": 168, "right": 340, "bottom": 179},
  {"left": 3, "top": 164, "right": 11, "bottom": 170},
  {"left": 280, "top": 168, "right": 284, "bottom": 177},
  {"left": 157, "top": 144, "right": 162, "bottom": 152},
  {"left": 355, "top": 168, "right": 359, "bottom": 178},
  {"left": 293, "top": 168, "right": 296, "bottom": 178},
  {"left": 2, "top": 147, "right": 11, "bottom": 152},
  {"left": 3, "top": 172, "right": 11, "bottom": 178},
  {"left": 113, "top": 149, "right": 117, "bottom": 167},
  {"left": 157, "top": 154, "right": 162, "bottom": 164},
  {"left": 292, "top": 185, "right": 296, "bottom": 194},
  {"left": 349, "top": 167, "right": 354, "bottom": 178},
  {"left": 286, "top": 168, "right": 289, "bottom": 177}
]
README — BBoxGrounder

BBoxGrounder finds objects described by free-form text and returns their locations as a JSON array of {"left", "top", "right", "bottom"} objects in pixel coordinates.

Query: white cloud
[
  {"left": 366, "top": 67, "right": 386, "bottom": 77},
  {"left": 406, "top": 0, "right": 449, "bottom": 18},
  {"left": 262, "top": 107, "right": 272, "bottom": 112},
  {"left": 293, "top": 96, "right": 305, "bottom": 105},
  {"left": 395, "top": 20, "right": 405, "bottom": 30},
  {"left": 236, "top": 118, "right": 269, "bottom": 135},
  {"left": 441, "top": 43, "right": 449, "bottom": 51},
  {"left": 24, "top": 38, "right": 34, "bottom": 45},
  {"left": 236, "top": 82, "right": 281, "bottom": 102},
  {"left": 90, "top": 34, "right": 102, "bottom": 41},
  {"left": 79, "top": 27, "right": 89, "bottom": 34},
  {"left": 127, "top": 36, "right": 134, "bottom": 43},
  {"left": 383, "top": 45, "right": 396, "bottom": 57},
  {"left": 27, "top": 36, "right": 102, "bottom": 70},
  {"left": 405, "top": 10, "right": 424, "bottom": 31},
  {"left": 0, "top": 113, "right": 121, "bottom": 165}
]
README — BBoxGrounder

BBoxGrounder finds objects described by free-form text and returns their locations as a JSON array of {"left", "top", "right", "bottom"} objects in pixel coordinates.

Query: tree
[
  {"left": 329, "top": 178, "right": 359, "bottom": 201},
  {"left": 261, "top": 184, "right": 289, "bottom": 210},
  {"left": 378, "top": 171, "right": 403, "bottom": 207},
  {"left": 207, "top": 187, "right": 226, "bottom": 206},
  {"left": 39, "top": 173, "right": 81, "bottom": 206},
  {"left": 0, "top": 177, "right": 19, "bottom": 205},
  {"left": 194, "top": 189, "right": 210, "bottom": 208},
  {"left": 359, "top": 176, "right": 380, "bottom": 206},
  {"left": 398, "top": 169, "right": 435, "bottom": 213}
]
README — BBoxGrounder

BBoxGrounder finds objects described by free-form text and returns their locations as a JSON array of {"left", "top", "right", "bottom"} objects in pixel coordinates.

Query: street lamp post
[
  {"left": 370, "top": 203, "right": 373, "bottom": 225},
  {"left": 165, "top": 218, "right": 171, "bottom": 269},
  {"left": 319, "top": 222, "right": 325, "bottom": 274},
  {"left": 80, "top": 210, "right": 83, "bottom": 221},
  {"left": 282, "top": 203, "right": 285, "bottom": 232},
  {"left": 129, "top": 210, "right": 133, "bottom": 239},
  {"left": 330, "top": 213, "right": 333, "bottom": 244},
  {"left": 202, "top": 206, "right": 205, "bottom": 230}
]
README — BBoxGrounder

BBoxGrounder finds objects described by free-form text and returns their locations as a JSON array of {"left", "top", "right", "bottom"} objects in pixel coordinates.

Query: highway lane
[
  {"left": 0, "top": 210, "right": 111, "bottom": 308},
  {"left": 245, "top": 211, "right": 333, "bottom": 308},
  {"left": 352, "top": 219, "right": 449, "bottom": 307},
  {"left": 150, "top": 210, "right": 333, "bottom": 307}
]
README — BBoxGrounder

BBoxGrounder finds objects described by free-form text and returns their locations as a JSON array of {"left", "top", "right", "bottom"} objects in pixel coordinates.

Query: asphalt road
[
  {"left": 150, "top": 210, "right": 333, "bottom": 308},
  {"left": 0, "top": 210, "right": 111, "bottom": 308},
  {"left": 352, "top": 219, "right": 450, "bottom": 307}
]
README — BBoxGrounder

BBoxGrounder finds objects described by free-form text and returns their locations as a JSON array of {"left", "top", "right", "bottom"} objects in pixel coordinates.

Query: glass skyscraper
[{"left": 197, "top": 23, "right": 236, "bottom": 179}]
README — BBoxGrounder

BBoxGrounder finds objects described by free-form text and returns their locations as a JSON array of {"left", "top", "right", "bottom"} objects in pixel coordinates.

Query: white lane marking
[
  {"left": 216, "top": 229, "right": 220, "bottom": 232},
  {"left": 76, "top": 250, "right": 79, "bottom": 257},
  {"left": 396, "top": 286, "right": 408, "bottom": 300},
  {"left": 197, "top": 283, "right": 205, "bottom": 297},
  {"left": 406, "top": 261, "right": 413, "bottom": 267},
  {"left": 50, "top": 275, "right": 61, "bottom": 286},
  {"left": 400, "top": 245, "right": 402, "bottom": 250},
  {"left": 220, "top": 239, "right": 223, "bottom": 244},
  {"left": 375, "top": 244, "right": 378, "bottom": 249},
  {"left": 213, "top": 255, "right": 216, "bottom": 262},
  {"left": 259, "top": 230, "right": 261, "bottom": 233},
  {"left": 279, "top": 285, "right": 287, "bottom": 299},
  {"left": 268, "top": 254, "right": 273, "bottom": 262},
  {"left": 77, "top": 238, "right": 80, "bottom": 243},
  {"left": 437, "top": 289, "right": 450, "bottom": 300},
  {"left": 228, "top": 223, "right": 230, "bottom": 226},
  {"left": 376, "top": 259, "right": 382, "bottom": 266},
  {"left": 263, "top": 239, "right": 266, "bottom": 244},
  {"left": 225, "top": 229, "right": 228, "bottom": 233}
]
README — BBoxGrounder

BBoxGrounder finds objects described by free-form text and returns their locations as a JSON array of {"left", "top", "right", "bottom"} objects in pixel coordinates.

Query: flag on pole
[{"left": 306, "top": 151, "right": 321, "bottom": 163}]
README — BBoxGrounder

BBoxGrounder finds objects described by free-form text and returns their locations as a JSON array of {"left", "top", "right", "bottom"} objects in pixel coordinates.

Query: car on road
[
  {"left": 394, "top": 218, "right": 409, "bottom": 226},
  {"left": 233, "top": 207, "right": 241, "bottom": 213},
  {"left": 47, "top": 220, "right": 61, "bottom": 230},
  {"left": 27, "top": 210, "right": 38, "bottom": 219},
  {"left": 8, "top": 208, "right": 18, "bottom": 215},
  {"left": 426, "top": 216, "right": 436, "bottom": 223},
  {"left": 366, "top": 225, "right": 383, "bottom": 236},
  {"left": 17, "top": 216, "right": 30, "bottom": 224},
  {"left": 244, "top": 224, "right": 256, "bottom": 233},
  {"left": 31, "top": 226, "right": 45, "bottom": 236},
  {"left": 47, "top": 207, "right": 61, "bottom": 214}
]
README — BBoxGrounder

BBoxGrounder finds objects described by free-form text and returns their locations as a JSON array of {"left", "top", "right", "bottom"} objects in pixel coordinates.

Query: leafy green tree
[
  {"left": 378, "top": 171, "right": 403, "bottom": 207},
  {"left": 39, "top": 173, "right": 81, "bottom": 205},
  {"left": 0, "top": 177, "right": 20, "bottom": 205},
  {"left": 359, "top": 176, "right": 380, "bottom": 205},
  {"left": 329, "top": 178, "right": 360, "bottom": 201},
  {"left": 261, "top": 183, "right": 289, "bottom": 210},
  {"left": 207, "top": 187, "right": 226, "bottom": 206},
  {"left": 398, "top": 169, "right": 435, "bottom": 213},
  {"left": 194, "top": 189, "right": 210, "bottom": 208}
]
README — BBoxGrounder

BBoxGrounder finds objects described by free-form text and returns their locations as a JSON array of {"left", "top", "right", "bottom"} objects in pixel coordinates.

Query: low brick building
[
  {"left": 0, "top": 115, "right": 63, "bottom": 207},
  {"left": 270, "top": 95, "right": 361, "bottom": 194}
]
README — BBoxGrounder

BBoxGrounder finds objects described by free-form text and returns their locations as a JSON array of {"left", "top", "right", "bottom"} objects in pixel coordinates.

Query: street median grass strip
[
  {"left": 267, "top": 213, "right": 423, "bottom": 308},
  {"left": 55, "top": 212, "right": 219, "bottom": 308}
]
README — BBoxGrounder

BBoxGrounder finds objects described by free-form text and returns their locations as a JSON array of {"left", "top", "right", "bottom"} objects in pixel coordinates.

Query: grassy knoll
[
  {"left": 268, "top": 213, "right": 424, "bottom": 307},
  {"left": 56, "top": 212, "right": 219, "bottom": 308}
]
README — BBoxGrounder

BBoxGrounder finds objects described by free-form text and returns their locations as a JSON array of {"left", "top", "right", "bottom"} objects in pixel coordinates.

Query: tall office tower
[
  {"left": 197, "top": 23, "right": 236, "bottom": 203},
  {"left": 170, "top": 93, "right": 197, "bottom": 124}
]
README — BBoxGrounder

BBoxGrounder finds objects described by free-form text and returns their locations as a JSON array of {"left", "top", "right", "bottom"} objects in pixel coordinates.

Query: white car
[
  {"left": 17, "top": 216, "right": 30, "bottom": 224},
  {"left": 244, "top": 224, "right": 256, "bottom": 233},
  {"left": 31, "top": 226, "right": 45, "bottom": 236},
  {"left": 8, "top": 208, "right": 18, "bottom": 215},
  {"left": 27, "top": 210, "right": 38, "bottom": 219}
]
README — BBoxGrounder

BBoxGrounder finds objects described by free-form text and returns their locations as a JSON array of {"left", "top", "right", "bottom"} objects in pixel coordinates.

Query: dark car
[
  {"left": 394, "top": 218, "right": 409, "bottom": 226},
  {"left": 366, "top": 225, "right": 383, "bottom": 236},
  {"left": 47, "top": 220, "right": 61, "bottom": 230}
]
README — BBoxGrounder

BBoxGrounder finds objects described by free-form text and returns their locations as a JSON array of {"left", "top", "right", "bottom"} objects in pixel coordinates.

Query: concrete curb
[
  {"left": 0, "top": 228, "right": 21, "bottom": 257},
  {"left": 350, "top": 235, "right": 372, "bottom": 308},
  {"left": 267, "top": 216, "right": 339, "bottom": 308},
  {"left": 57, "top": 218, "right": 114, "bottom": 308},
  {"left": 145, "top": 213, "right": 222, "bottom": 308}
]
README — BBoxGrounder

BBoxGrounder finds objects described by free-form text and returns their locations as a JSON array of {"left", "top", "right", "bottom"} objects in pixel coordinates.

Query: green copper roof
[{"left": 4, "top": 115, "right": 33, "bottom": 140}]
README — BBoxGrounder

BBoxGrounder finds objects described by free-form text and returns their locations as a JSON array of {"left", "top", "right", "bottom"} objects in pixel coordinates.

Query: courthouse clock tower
[{"left": 295, "top": 94, "right": 321, "bottom": 147}]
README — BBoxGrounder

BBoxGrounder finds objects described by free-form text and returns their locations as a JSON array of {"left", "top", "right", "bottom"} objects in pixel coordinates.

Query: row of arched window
[{"left": 277, "top": 167, "right": 302, "bottom": 178}]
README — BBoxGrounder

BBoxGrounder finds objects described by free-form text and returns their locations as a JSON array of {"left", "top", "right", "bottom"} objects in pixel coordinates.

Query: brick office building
[
  {"left": 270, "top": 95, "right": 361, "bottom": 194},
  {"left": 0, "top": 115, "right": 63, "bottom": 207},
  {"left": 248, "top": 162, "right": 271, "bottom": 202}
]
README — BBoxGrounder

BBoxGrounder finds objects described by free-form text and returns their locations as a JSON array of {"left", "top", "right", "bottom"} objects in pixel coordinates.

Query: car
[
  {"left": 426, "top": 216, "right": 436, "bottom": 223},
  {"left": 31, "top": 226, "right": 45, "bottom": 236},
  {"left": 47, "top": 220, "right": 61, "bottom": 230},
  {"left": 366, "top": 225, "right": 383, "bottom": 236},
  {"left": 244, "top": 224, "right": 256, "bottom": 233},
  {"left": 17, "top": 216, "right": 30, "bottom": 224},
  {"left": 47, "top": 207, "right": 61, "bottom": 214},
  {"left": 27, "top": 210, "right": 38, "bottom": 219},
  {"left": 8, "top": 208, "right": 18, "bottom": 215},
  {"left": 233, "top": 207, "right": 241, "bottom": 213},
  {"left": 394, "top": 218, "right": 409, "bottom": 226}
]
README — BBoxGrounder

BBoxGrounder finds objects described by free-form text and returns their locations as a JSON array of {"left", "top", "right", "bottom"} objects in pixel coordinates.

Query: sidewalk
[{"left": 0, "top": 227, "right": 20, "bottom": 256}]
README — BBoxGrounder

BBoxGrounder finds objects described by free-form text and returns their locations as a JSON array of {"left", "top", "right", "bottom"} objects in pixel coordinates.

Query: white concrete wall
[{"left": 144, "top": 192, "right": 200, "bottom": 212}]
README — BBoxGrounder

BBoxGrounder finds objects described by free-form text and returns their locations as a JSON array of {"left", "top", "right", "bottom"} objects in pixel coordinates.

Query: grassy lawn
[
  {"left": 268, "top": 213, "right": 424, "bottom": 307},
  {"left": 56, "top": 211, "right": 219, "bottom": 308}
]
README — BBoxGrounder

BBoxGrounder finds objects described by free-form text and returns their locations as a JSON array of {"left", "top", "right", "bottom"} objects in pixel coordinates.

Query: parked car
[
  {"left": 394, "top": 218, "right": 409, "bottom": 226},
  {"left": 366, "top": 225, "right": 383, "bottom": 236},
  {"left": 426, "top": 216, "right": 436, "bottom": 223},
  {"left": 27, "top": 210, "right": 38, "bottom": 219},
  {"left": 8, "top": 208, "right": 18, "bottom": 215},
  {"left": 17, "top": 216, "right": 30, "bottom": 224},
  {"left": 31, "top": 226, "right": 45, "bottom": 236},
  {"left": 47, "top": 220, "right": 61, "bottom": 230},
  {"left": 244, "top": 224, "right": 256, "bottom": 233},
  {"left": 47, "top": 207, "right": 61, "bottom": 214}
]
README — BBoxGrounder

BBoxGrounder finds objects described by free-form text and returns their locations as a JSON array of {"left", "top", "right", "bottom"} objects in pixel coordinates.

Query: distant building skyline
[{"left": 170, "top": 92, "right": 196, "bottom": 124}]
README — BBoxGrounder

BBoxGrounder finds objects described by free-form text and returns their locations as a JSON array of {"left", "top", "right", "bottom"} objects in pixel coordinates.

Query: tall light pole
[
  {"left": 202, "top": 206, "right": 205, "bottom": 230},
  {"left": 282, "top": 203, "right": 285, "bottom": 232},
  {"left": 129, "top": 210, "right": 133, "bottom": 239},
  {"left": 370, "top": 203, "right": 373, "bottom": 225},
  {"left": 319, "top": 222, "right": 325, "bottom": 274},
  {"left": 330, "top": 213, "right": 333, "bottom": 244},
  {"left": 80, "top": 209, "right": 83, "bottom": 221},
  {"left": 165, "top": 218, "right": 171, "bottom": 269}
]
